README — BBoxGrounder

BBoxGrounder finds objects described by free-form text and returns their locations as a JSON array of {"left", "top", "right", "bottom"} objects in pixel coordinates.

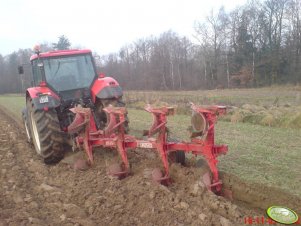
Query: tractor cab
[{"left": 29, "top": 49, "right": 98, "bottom": 101}]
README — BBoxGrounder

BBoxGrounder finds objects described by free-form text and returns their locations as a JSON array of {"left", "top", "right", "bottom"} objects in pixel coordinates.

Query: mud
[
  {"left": 221, "top": 172, "right": 301, "bottom": 215},
  {"left": 0, "top": 108, "right": 299, "bottom": 226}
]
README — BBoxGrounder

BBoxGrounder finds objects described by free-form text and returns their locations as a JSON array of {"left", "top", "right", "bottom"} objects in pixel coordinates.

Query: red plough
[{"left": 67, "top": 103, "right": 228, "bottom": 194}]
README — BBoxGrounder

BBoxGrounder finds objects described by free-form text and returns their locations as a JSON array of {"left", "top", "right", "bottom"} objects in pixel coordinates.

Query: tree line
[
  {"left": 0, "top": 0, "right": 300, "bottom": 93},
  {"left": 102, "top": 0, "right": 301, "bottom": 90},
  {"left": 0, "top": 36, "right": 70, "bottom": 94}
]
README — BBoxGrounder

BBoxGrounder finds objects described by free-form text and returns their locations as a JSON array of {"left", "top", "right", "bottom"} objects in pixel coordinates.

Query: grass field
[
  {"left": 124, "top": 86, "right": 301, "bottom": 107},
  {"left": 0, "top": 87, "right": 300, "bottom": 197},
  {"left": 0, "top": 94, "right": 25, "bottom": 120},
  {"left": 125, "top": 87, "right": 301, "bottom": 129}
]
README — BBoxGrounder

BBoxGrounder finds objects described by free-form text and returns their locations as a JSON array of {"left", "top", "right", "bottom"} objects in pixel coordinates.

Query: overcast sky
[{"left": 0, "top": 0, "right": 247, "bottom": 56}]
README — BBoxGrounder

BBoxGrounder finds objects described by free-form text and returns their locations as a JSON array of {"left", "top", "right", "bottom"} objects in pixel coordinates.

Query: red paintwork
[
  {"left": 26, "top": 86, "right": 60, "bottom": 99},
  {"left": 90, "top": 77, "right": 120, "bottom": 102},
  {"left": 39, "top": 81, "right": 47, "bottom": 87},
  {"left": 30, "top": 49, "right": 92, "bottom": 61},
  {"left": 67, "top": 103, "right": 228, "bottom": 194}
]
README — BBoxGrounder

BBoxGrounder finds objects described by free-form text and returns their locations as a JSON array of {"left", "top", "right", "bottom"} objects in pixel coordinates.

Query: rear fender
[
  {"left": 26, "top": 87, "right": 60, "bottom": 110},
  {"left": 91, "top": 77, "right": 123, "bottom": 103}
]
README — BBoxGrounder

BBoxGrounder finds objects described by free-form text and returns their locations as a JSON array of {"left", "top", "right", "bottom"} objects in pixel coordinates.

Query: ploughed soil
[{"left": 0, "top": 108, "right": 300, "bottom": 226}]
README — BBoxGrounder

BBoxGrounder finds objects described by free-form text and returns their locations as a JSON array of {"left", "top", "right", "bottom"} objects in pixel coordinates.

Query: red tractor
[
  {"left": 19, "top": 47, "right": 229, "bottom": 194},
  {"left": 19, "top": 48, "right": 128, "bottom": 164}
]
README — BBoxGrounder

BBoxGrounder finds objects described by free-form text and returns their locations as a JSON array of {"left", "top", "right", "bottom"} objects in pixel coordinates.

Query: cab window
[{"left": 32, "top": 60, "right": 43, "bottom": 86}]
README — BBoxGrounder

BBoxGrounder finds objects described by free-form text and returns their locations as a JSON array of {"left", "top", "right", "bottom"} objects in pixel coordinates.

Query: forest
[{"left": 0, "top": 0, "right": 300, "bottom": 93}]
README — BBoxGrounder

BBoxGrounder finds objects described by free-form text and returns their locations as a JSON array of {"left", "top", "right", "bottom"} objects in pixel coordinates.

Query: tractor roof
[{"left": 30, "top": 49, "right": 92, "bottom": 61}]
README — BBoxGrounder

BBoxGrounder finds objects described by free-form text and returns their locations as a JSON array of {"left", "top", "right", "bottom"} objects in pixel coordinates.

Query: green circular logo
[{"left": 267, "top": 206, "right": 299, "bottom": 225}]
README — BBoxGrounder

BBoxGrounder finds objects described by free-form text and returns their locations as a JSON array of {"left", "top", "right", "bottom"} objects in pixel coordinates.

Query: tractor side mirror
[{"left": 18, "top": 65, "right": 24, "bottom": 74}]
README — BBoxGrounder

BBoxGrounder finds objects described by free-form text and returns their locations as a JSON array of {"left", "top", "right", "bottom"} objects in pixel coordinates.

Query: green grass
[
  {"left": 125, "top": 87, "right": 301, "bottom": 129},
  {"left": 0, "top": 94, "right": 25, "bottom": 120},
  {"left": 0, "top": 91, "right": 300, "bottom": 197},
  {"left": 124, "top": 86, "right": 301, "bottom": 108}
]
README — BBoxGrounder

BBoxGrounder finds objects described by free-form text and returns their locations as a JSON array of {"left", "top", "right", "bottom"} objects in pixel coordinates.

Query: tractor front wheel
[{"left": 27, "top": 100, "right": 64, "bottom": 164}]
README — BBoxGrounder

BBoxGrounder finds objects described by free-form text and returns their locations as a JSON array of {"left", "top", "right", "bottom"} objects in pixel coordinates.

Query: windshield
[{"left": 43, "top": 54, "right": 96, "bottom": 91}]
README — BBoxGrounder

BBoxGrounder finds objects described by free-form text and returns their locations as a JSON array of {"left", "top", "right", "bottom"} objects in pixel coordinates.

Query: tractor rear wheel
[
  {"left": 27, "top": 100, "right": 64, "bottom": 164},
  {"left": 22, "top": 107, "right": 32, "bottom": 144}
]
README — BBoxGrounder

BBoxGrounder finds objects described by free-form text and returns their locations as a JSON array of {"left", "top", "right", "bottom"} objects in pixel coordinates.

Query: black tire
[
  {"left": 167, "top": 138, "right": 186, "bottom": 166},
  {"left": 175, "top": 151, "right": 186, "bottom": 165},
  {"left": 22, "top": 107, "right": 32, "bottom": 144},
  {"left": 169, "top": 151, "right": 186, "bottom": 166},
  {"left": 27, "top": 100, "right": 64, "bottom": 164},
  {"left": 96, "top": 98, "right": 130, "bottom": 133},
  {"left": 115, "top": 99, "right": 130, "bottom": 133}
]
